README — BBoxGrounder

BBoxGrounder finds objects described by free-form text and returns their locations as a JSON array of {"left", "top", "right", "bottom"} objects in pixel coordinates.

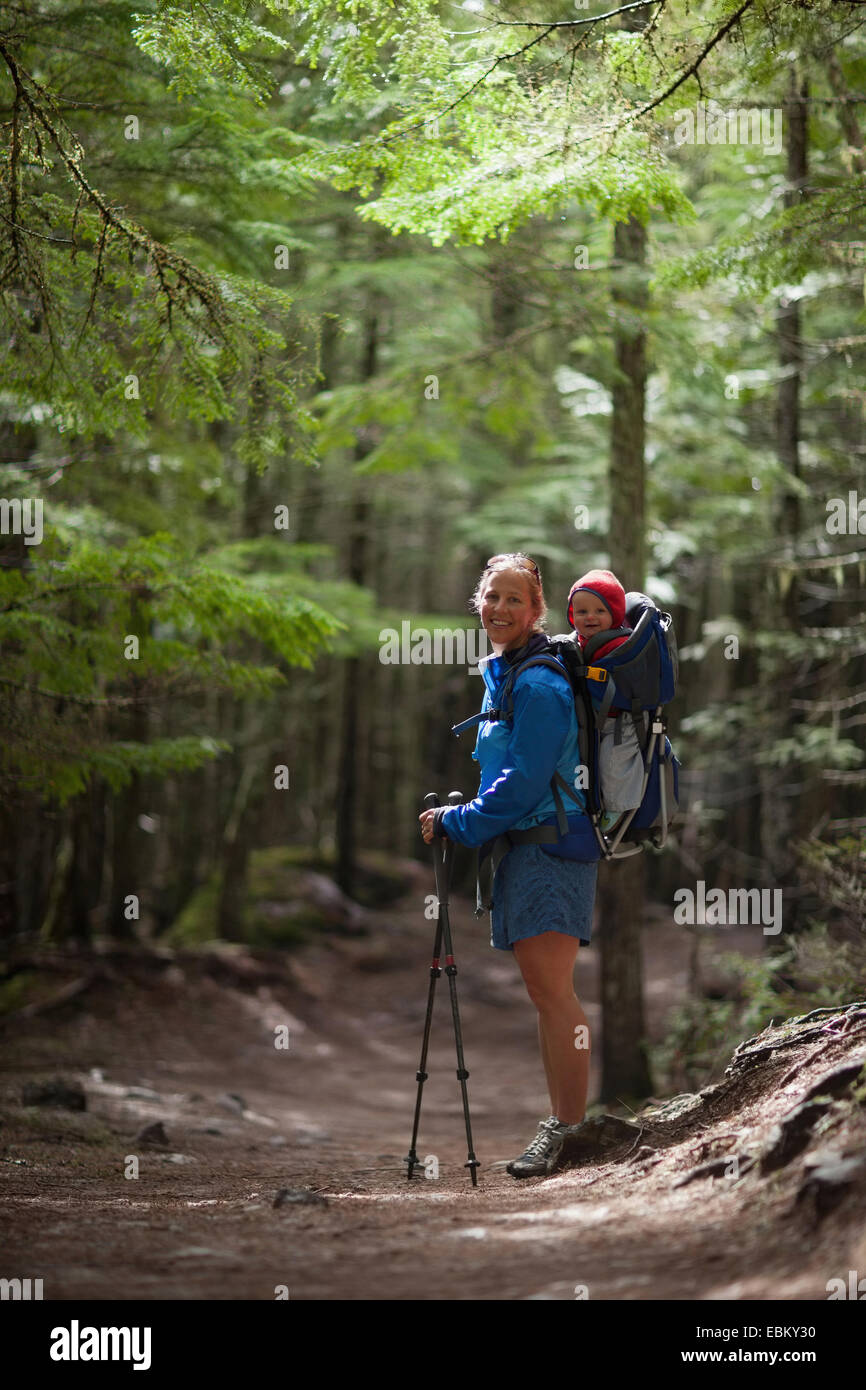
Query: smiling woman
[
  {"left": 474, "top": 553, "right": 546, "bottom": 651},
  {"left": 418, "top": 553, "right": 599, "bottom": 1180}
]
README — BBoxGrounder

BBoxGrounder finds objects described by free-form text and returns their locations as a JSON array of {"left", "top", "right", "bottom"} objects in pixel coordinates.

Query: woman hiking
[{"left": 419, "top": 553, "right": 597, "bottom": 1179}]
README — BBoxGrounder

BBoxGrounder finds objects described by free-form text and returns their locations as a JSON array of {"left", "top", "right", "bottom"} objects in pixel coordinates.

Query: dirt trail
[{"left": 2, "top": 883, "right": 866, "bottom": 1302}]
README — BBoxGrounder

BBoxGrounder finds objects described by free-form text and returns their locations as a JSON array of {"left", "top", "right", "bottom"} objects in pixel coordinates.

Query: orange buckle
[{"left": 586, "top": 666, "right": 607, "bottom": 681}]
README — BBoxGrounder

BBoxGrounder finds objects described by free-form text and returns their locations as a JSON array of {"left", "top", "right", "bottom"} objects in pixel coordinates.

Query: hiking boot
[{"left": 506, "top": 1115, "right": 570, "bottom": 1179}]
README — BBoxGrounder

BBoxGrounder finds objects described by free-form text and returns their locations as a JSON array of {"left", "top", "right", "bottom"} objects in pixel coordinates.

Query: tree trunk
[
  {"left": 108, "top": 632, "right": 149, "bottom": 941},
  {"left": 335, "top": 236, "right": 384, "bottom": 896},
  {"left": 597, "top": 212, "right": 652, "bottom": 1104},
  {"left": 760, "top": 67, "right": 809, "bottom": 925},
  {"left": 216, "top": 752, "right": 261, "bottom": 943},
  {"left": 776, "top": 68, "right": 808, "bottom": 634}
]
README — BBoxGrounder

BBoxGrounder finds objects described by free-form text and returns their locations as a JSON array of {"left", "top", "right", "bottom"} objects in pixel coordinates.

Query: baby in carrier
[{"left": 566, "top": 568, "right": 646, "bottom": 829}]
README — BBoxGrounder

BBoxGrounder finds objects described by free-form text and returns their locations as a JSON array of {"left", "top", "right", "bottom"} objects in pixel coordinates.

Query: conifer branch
[{"left": 0, "top": 38, "right": 238, "bottom": 361}]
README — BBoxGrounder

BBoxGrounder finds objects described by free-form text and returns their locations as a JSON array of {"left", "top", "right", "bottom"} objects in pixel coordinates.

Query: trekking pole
[
  {"left": 437, "top": 792, "right": 481, "bottom": 1187},
  {"left": 404, "top": 791, "right": 445, "bottom": 1183},
  {"left": 405, "top": 791, "right": 480, "bottom": 1187}
]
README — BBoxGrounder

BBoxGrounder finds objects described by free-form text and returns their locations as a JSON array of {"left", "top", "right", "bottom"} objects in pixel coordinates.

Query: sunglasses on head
[{"left": 485, "top": 553, "right": 541, "bottom": 582}]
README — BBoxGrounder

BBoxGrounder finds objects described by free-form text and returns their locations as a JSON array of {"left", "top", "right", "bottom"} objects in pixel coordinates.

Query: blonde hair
[{"left": 470, "top": 552, "right": 548, "bottom": 631}]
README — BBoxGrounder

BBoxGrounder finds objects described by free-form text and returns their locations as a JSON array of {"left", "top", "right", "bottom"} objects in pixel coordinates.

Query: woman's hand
[{"left": 419, "top": 809, "right": 447, "bottom": 844}]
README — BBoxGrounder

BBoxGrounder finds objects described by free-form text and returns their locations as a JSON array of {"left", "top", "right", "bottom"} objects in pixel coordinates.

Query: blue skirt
[{"left": 489, "top": 844, "right": 598, "bottom": 953}]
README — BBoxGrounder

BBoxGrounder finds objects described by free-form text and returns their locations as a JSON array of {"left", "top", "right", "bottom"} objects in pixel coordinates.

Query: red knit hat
[{"left": 567, "top": 569, "right": 626, "bottom": 630}]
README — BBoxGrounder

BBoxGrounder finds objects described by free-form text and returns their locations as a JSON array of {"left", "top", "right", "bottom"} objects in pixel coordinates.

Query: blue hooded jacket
[{"left": 439, "top": 633, "right": 587, "bottom": 850}]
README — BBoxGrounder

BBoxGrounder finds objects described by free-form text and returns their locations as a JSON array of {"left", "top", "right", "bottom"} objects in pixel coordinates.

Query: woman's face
[{"left": 479, "top": 569, "right": 539, "bottom": 653}]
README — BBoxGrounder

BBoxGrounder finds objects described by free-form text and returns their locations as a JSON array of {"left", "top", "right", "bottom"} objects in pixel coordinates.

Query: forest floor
[{"left": 2, "top": 867, "right": 866, "bottom": 1303}]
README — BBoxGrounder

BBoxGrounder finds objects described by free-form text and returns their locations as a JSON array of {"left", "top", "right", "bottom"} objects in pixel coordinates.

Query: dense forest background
[{"left": 1, "top": 0, "right": 864, "bottom": 1101}]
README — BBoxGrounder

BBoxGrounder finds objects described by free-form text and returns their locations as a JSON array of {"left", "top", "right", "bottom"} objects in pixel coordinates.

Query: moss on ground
[
  {"left": 164, "top": 845, "right": 411, "bottom": 949},
  {"left": 1, "top": 1103, "right": 116, "bottom": 1147}
]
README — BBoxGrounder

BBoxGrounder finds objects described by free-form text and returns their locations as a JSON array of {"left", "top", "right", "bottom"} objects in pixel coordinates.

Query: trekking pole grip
[
  {"left": 423, "top": 792, "right": 445, "bottom": 901},
  {"left": 441, "top": 791, "right": 462, "bottom": 890}
]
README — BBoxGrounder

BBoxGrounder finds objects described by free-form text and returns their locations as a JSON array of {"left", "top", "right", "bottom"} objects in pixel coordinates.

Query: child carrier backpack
[
  {"left": 548, "top": 590, "right": 680, "bottom": 858},
  {"left": 452, "top": 593, "right": 680, "bottom": 893}
]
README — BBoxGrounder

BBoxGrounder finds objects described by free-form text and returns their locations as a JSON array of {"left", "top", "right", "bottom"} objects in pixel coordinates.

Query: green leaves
[
  {"left": 756, "top": 724, "right": 866, "bottom": 772},
  {"left": 286, "top": 1, "right": 701, "bottom": 244},
  {"left": 43, "top": 736, "right": 234, "bottom": 804},
  {"left": 0, "top": 5, "right": 320, "bottom": 469},
  {"left": 0, "top": 528, "right": 344, "bottom": 800},
  {"left": 131, "top": 3, "right": 291, "bottom": 102}
]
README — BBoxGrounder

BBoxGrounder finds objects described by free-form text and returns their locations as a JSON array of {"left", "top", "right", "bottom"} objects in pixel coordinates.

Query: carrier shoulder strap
[
  {"left": 490, "top": 653, "right": 595, "bottom": 834},
  {"left": 451, "top": 652, "right": 570, "bottom": 736}
]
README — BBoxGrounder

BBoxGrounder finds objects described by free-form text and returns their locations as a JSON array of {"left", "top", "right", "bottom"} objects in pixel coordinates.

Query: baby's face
[{"left": 571, "top": 596, "right": 613, "bottom": 640}]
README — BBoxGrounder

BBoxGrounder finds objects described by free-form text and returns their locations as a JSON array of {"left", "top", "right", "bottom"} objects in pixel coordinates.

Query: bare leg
[
  {"left": 514, "top": 933, "right": 591, "bottom": 1126},
  {"left": 537, "top": 1014, "right": 555, "bottom": 1115}
]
